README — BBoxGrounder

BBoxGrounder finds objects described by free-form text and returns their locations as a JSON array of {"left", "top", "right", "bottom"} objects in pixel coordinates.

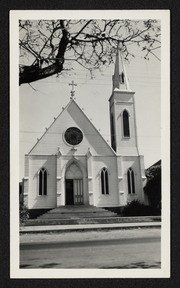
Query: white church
[{"left": 23, "top": 50, "right": 147, "bottom": 210}]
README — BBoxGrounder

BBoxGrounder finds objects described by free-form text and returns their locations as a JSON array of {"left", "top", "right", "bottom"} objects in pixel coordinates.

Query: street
[{"left": 20, "top": 228, "right": 161, "bottom": 269}]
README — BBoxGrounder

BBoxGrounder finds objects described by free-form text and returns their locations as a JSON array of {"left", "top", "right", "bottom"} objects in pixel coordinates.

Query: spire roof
[{"left": 113, "top": 48, "right": 130, "bottom": 91}]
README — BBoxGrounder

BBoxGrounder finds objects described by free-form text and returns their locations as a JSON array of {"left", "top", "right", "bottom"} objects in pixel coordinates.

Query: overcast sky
[{"left": 19, "top": 51, "right": 161, "bottom": 181}]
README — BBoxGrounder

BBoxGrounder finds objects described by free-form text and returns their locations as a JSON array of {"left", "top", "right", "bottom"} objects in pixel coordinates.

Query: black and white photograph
[{"left": 10, "top": 10, "right": 170, "bottom": 278}]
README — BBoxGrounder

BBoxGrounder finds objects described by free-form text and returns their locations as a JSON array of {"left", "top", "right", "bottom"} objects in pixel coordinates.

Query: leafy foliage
[
  {"left": 19, "top": 203, "right": 29, "bottom": 225},
  {"left": 122, "top": 200, "right": 148, "bottom": 216},
  {"left": 19, "top": 19, "right": 161, "bottom": 84},
  {"left": 122, "top": 199, "right": 160, "bottom": 216},
  {"left": 144, "top": 163, "right": 161, "bottom": 208}
]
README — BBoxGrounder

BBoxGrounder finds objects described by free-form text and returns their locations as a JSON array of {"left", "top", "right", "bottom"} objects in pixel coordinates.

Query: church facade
[{"left": 23, "top": 51, "right": 147, "bottom": 210}]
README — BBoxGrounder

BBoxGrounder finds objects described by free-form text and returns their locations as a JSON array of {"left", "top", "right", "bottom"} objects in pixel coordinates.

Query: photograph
[{"left": 10, "top": 10, "right": 170, "bottom": 278}]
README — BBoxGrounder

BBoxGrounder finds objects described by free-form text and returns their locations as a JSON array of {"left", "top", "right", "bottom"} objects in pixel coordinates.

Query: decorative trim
[
  {"left": 116, "top": 101, "right": 133, "bottom": 105},
  {"left": 63, "top": 126, "right": 84, "bottom": 147}
]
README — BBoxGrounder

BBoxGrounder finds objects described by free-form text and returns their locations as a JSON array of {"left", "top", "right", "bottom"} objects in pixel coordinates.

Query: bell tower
[{"left": 109, "top": 49, "right": 139, "bottom": 156}]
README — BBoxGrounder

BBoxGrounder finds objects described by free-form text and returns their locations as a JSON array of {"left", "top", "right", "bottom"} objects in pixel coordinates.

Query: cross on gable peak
[{"left": 69, "top": 80, "right": 77, "bottom": 97}]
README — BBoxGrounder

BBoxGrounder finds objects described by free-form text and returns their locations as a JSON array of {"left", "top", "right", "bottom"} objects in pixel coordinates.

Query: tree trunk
[
  {"left": 19, "top": 20, "right": 69, "bottom": 85},
  {"left": 19, "top": 61, "right": 63, "bottom": 85}
]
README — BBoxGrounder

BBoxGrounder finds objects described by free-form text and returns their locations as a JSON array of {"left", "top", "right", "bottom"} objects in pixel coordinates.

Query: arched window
[
  {"left": 38, "top": 168, "right": 47, "bottom": 196},
  {"left": 101, "top": 168, "right": 109, "bottom": 195},
  {"left": 127, "top": 168, "right": 135, "bottom": 194},
  {"left": 123, "top": 110, "right": 130, "bottom": 138}
]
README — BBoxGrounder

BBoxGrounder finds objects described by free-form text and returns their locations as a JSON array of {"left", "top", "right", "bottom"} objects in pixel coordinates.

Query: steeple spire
[{"left": 112, "top": 48, "right": 130, "bottom": 91}]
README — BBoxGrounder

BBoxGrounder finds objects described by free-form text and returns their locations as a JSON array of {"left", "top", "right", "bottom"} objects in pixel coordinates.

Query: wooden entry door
[
  {"left": 65, "top": 179, "right": 83, "bottom": 205},
  {"left": 74, "top": 179, "right": 83, "bottom": 205}
]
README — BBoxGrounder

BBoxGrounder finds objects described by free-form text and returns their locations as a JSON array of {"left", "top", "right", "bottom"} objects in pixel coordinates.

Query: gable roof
[{"left": 29, "top": 98, "right": 116, "bottom": 156}]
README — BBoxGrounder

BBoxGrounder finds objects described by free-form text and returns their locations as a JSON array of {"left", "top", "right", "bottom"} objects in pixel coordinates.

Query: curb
[{"left": 20, "top": 222, "right": 161, "bottom": 234}]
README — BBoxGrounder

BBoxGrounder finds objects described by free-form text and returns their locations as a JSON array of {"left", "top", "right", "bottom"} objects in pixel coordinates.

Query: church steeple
[
  {"left": 112, "top": 48, "right": 130, "bottom": 91},
  {"left": 109, "top": 48, "right": 139, "bottom": 155}
]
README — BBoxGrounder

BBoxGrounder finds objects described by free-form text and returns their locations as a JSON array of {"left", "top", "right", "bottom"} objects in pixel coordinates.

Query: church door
[
  {"left": 65, "top": 163, "right": 83, "bottom": 205},
  {"left": 74, "top": 179, "right": 83, "bottom": 204},
  {"left": 65, "top": 179, "right": 74, "bottom": 205}
]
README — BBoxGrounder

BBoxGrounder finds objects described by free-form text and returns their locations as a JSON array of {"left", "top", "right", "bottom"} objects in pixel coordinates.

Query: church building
[{"left": 23, "top": 50, "right": 147, "bottom": 210}]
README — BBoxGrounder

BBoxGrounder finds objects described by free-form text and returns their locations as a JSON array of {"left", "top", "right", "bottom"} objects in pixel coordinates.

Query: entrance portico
[{"left": 65, "top": 162, "right": 84, "bottom": 205}]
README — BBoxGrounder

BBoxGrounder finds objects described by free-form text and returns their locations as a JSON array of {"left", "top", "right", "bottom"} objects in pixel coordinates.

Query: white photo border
[{"left": 10, "top": 9, "right": 170, "bottom": 278}]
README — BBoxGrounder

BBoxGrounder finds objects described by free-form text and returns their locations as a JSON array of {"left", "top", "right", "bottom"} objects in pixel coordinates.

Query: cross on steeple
[{"left": 69, "top": 80, "right": 77, "bottom": 97}]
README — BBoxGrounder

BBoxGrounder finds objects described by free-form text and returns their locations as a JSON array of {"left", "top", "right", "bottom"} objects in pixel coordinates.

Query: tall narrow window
[
  {"left": 127, "top": 168, "right": 135, "bottom": 194},
  {"left": 38, "top": 168, "right": 47, "bottom": 196},
  {"left": 101, "top": 168, "right": 109, "bottom": 195},
  {"left": 110, "top": 114, "right": 116, "bottom": 152},
  {"left": 123, "top": 110, "right": 130, "bottom": 137},
  {"left": 120, "top": 72, "right": 125, "bottom": 84}
]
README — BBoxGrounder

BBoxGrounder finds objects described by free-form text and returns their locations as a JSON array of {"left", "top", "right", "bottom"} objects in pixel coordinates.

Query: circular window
[{"left": 64, "top": 127, "right": 83, "bottom": 146}]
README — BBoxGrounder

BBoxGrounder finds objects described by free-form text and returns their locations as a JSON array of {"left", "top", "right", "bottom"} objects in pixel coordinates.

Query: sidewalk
[{"left": 20, "top": 221, "right": 161, "bottom": 234}]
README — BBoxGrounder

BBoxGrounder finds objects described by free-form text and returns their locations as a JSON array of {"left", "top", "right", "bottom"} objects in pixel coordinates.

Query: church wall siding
[
  {"left": 28, "top": 155, "right": 57, "bottom": 209},
  {"left": 121, "top": 156, "right": 144, "bottom": 205},
  {"left": 92, "top": 156, "right": 119, "bottom": 207}
]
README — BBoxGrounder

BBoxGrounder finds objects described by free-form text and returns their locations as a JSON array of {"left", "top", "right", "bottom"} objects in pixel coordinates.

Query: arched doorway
[{"left": 65, "top": 162, "right": 83, "bottom": 205}]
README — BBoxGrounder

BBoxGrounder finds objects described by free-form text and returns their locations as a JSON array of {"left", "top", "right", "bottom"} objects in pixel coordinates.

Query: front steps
[{"left": 24, "top": 205, "right": 161, "bottom": 226}]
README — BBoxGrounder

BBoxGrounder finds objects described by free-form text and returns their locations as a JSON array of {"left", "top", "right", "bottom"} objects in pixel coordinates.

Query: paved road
[{"left": 20, "top": 228, "right": 161, "bottom": 269}]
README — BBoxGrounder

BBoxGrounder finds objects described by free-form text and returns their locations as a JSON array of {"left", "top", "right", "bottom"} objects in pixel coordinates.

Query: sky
[{"left": 19, "top": 52, "right": 161, "bottom": 181}]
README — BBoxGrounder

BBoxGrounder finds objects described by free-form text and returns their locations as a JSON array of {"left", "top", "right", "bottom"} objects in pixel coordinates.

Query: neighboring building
[
  {"left": 19, "top": 182, "right": 24, "bottom": 205},
  {"left": 144, "top": 160, "right": 161, "bottom": 208},
  {"left": 23, "top": 50, "right": 146, "bottom": 210}
]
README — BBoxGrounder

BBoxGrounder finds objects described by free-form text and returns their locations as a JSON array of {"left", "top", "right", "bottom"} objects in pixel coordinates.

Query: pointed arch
[
  {"left": 65, "top": 162, "right": 83, "bottom": 179},
  {"left": 38, "top": 167, "right": 48, "bottom": 196},
  {"left": 62, "top": 157, "right": 86, "bottom": 178},
  {"left": 64, "top": 159, "right": 85, "bottom": 205},
  {"left": 122, "top": 109, "right": 130, "bottom": 138},
  {"left": 101, "top": 167, "right": 109, "bottom": 195},
  {"left": 127, "top": 167, "right": 135, "bottom": 194}
]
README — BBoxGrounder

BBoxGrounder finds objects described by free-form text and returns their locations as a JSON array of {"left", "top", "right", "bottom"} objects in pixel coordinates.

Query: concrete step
[
  {"left": 24, "top": 205, "right": 161, "bottom": 227},
  {"left": 48, "top": 206, "right": 109, "bottom": 213},
  {"left": 24, "top": 216, "right": 161, "bottom": 226},
  {"left": 38, "top": 212, "right": 117, "bottom": 219},
  {"left": 25, "top": 217, "right": 122, "bottom": 226}
]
